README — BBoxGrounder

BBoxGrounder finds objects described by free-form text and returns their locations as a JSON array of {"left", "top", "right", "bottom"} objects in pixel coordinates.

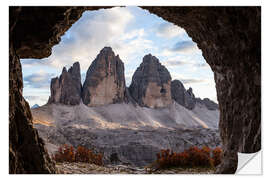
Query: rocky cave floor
[{"left": 56, "top": 162, "right": 215, "bottom": 174}]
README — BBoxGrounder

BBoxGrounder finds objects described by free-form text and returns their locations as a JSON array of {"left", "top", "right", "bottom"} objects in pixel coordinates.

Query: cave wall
[
  {"left": 9, "top": 6, "right": 260, "bottom": 174},
  {"left": 9, "top": 6, "right": 112, "bottom": 174},
  {"left": 144, "top": 7, "right": 261, "bottom": 173}
]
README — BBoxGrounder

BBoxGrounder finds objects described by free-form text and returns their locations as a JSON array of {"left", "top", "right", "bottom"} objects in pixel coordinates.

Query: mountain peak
[
  {"left": 82, "top": 47, "right": 127, "bottom": 107},
  {"left": 129, "top": 54, "right": 172, "bottom": 108},
  {"left": 48, "top": 62, "right": 82, "bottom": 105},
  {"left": 31, "top": 104, "right": 39, "bottom": 109}
]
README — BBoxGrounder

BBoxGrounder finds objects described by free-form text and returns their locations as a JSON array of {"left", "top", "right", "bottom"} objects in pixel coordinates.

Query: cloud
[
  {"left": 170, "top": 73, "right": 208, "bottom": 85},
  {"left": 171, "top": 40, "right": 199, "bottom": 53},
  {"left": 110, "top": 28, "right": 155, "bottom": 63},
  {"left": 194, "top": 63, "right": 209, "bottom": 68},
  {"left": 23, "top": 70, "right": 56, "bottom": 88},
  {"left": 35, "top": 7, "right": 137, "bottom": 70},
  {"left": 155, "top": 22, "right": 186, "bottom": 38},
  {"left": 21, "top": 59, "right": 47, "bottom": 68},
  {"left": 180, "top": 78, "right": 207, "bottom": 84},
  {"left": 162, "top": 58, "right": 193, "bottom": 67},
  {"left": 21, "top": 7, "right": 156, "bottom": 72},
  {"left": 24, "top": 95, "right": 49, "bottom": 107},
  {"left": 161, "top": 56, "right": 210, "bottom": 70}
]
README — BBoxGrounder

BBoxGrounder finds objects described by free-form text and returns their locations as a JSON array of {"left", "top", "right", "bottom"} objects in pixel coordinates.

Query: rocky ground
[
  {"left": 56, "top": 162, "right": 215, "bottom": 174},
  {"left": 32, "top": 102, "right": 221, "bottom": 167}
]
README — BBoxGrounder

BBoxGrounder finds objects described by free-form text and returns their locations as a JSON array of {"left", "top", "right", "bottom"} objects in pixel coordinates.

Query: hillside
[{"left": 32, "top": 101, "right": 220, "bottom": 167}]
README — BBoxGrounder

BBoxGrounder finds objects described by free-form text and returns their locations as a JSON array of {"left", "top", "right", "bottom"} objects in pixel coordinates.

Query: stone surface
[
  {"left": 9, "top": 38, "right": 56, "bottom": 174},
  {"left": 9, "top": 7, "right": 261, "bottom": 174},
  {"left": 196, "top": 98, "right": 219, "bottom": 110},
  {"left": 48, "top": 62, "right": 82, "bottom": 105},
  {"left": 56, "top": 162, "right": 215, "bottom": 174},
  {"left": 82, "top": 47, "right": 127, "bottom": 106},
  {"left": 129, "top": 54, "right": 172, "bottom": 108},
  {"left": 171, "top": 80, "right": 196, "bottom": 110},
  {"left": 12, "top": 7, "right": 111, "bottom": 59},
  {"left": 143, "top": 7, "right": 261, "bottom": 173},
  {"left": 32, "top": 102, "right": 220, "bottom": 167},
  {"left": 171, "top": 80, "right": 218, "bottom": 110}
]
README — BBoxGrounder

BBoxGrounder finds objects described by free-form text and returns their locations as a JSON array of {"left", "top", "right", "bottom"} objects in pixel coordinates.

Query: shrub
[
  {"left": 212, "top": 147, "right": 222, "bottom": 167},
  {"left": 53, "top": 144, "right": 103, "bottom": 166},
  {"left": 53, "top": 144, "right": 75, "bottom": 163},
  {"left": 154, "top": 146, "right": 222, "bottom": 170}
]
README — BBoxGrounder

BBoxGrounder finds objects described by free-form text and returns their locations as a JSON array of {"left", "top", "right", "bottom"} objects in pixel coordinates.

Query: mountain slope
[{"left": 32, "top": 102, "right": 220, "bottom": 167}]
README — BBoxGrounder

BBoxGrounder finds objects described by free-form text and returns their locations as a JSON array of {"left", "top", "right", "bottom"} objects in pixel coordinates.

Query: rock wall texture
[
  {"left": 9, "top": 6, "right": 260, "bottom": 174},
  {"left": 144, "top": 7, "right": 261, "bottom": 173},
  {"left": 8, "top": 6, "right": 99, "bottom": 174},
  {"left": 9, "top": 20, "right": 56, "bottom": 173},
  {"left": 171, "top": 80, "right": 218, "bottom": 110},
  {"left": 129, "top": 54, "right": 172, "bottom": 108},
  {"left": 82, "top": 47, "right": 127, "bottom": 106},
  {"left": 171, "top": 80, "right": 196, "bottom": 110},
  {"left": 48, "top": 62, "right": 82, "bottom": 105}
]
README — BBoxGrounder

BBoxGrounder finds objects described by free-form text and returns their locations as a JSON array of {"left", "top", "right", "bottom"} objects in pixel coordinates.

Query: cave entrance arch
[{"left": 9, "top": 6, "right": 261, "bottom": 174}]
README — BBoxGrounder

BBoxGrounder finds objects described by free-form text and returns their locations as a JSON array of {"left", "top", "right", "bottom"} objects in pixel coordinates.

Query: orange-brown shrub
[
  {"left": 53, "top": 144, "right": 75, "bottom": 163},
  {"left": 53, "top": 144, "right": 103, "bottom": 166},
  {"left": 155, "top": 146, "right": 222, "bottom": 169},
  {"left": 212, "top": 147, "right": 222, "bottom": 167}
]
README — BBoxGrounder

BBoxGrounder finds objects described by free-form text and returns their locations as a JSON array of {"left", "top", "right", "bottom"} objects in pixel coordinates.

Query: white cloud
[
  {"left": 23, "top": 70, "right": 55, "bottom": 88},
  {"left": 162, "top": 58, "right": 194, "bottom": 67},
  {"left": 155, "top": 22, "right": 186, "bottom": 38},
  {"left": 41, "top": 7, "right": 135, "bottom": 70},
  {"left": 170, "top": 72, "right": 209, "bottom": 85}
]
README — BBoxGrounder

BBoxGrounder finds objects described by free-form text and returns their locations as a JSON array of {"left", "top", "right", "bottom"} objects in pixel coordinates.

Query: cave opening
[
  {"left": 21, "top": 6, "right": 220, "bottom": 170},
  {"left": 9, "top": 6, "right": 260, "bottom": 174}
]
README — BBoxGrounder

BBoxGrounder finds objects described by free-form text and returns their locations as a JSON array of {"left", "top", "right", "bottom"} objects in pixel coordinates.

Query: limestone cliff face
[
  {"left": 171, "top": 80, "right": 196, "bottom": 110},
  {"left": 82, "top": 47, "right": 126, "bottom": 107},
  {"left": 171, "top": 80, "right": 218, "bottom": 110},
  {"left": 48, "top": 62, "right": 82, "bottom": 105},
  {"left": 196, "top": 97, "right": 219, "bottom": 110},
  {"left": 129, "top": 54, "right": 172, "bottom": 108}
]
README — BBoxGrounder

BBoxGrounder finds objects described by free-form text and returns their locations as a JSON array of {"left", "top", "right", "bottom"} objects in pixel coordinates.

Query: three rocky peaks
[{"left": 48, "top": 47, "right": 218, "bottom": 110}]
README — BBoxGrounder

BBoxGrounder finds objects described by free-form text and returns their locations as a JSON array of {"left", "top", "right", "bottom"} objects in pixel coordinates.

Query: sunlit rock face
[
  {"left": 129, "top": 54, "right": 172, "bottom": 108},
  {"left": 48, "top": 62, "right": 82, "bottom": 105},
  {"left": 82, "top": 47, "right": 126, "bottom": 107}
]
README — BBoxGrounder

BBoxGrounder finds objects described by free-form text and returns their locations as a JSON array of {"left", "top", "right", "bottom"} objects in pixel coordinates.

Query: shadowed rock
[
  {"left": 171, "top": 80, "right": 218, "bottom": 110},
  {"left": 171, "top": 80, "right": 196, "bottom": 110},
  {"left": 196, "top": 98, "right": 219, "bottom": 110},
  {"left": 129, "top": 54, "right": 172, "bottom": 108},
  {"left": 48, "top": 62, "right": 82, "bottom": 105}
]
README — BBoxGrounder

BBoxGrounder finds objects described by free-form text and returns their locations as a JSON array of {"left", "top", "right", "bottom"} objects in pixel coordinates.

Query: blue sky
[{"left": 21, "top": 6, "right": 217, "bottom": 107}]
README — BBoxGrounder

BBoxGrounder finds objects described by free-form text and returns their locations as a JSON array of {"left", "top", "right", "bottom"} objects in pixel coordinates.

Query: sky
[{"left": 21, "top": 6, "right": 217, "bottom": 107}]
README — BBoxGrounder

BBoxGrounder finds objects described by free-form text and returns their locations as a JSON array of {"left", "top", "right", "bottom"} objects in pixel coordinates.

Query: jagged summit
[
  {"left": 48, "top": 61, "right": 82, "bottom": 105},
  {"left": 100, "top": 46, "right": 113, "bottom": 52},
  {"left": 129, "top": 54, "right": 172, "bottom": 108},
  {"left": 47, "top": 48, "right": 218, "bottom": 110},
  {"left": 171, "top": 80, "right": 218, "bottom": 110},
  {"left": 82, "top": 47, "right": 128, "bottom": 107}
]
